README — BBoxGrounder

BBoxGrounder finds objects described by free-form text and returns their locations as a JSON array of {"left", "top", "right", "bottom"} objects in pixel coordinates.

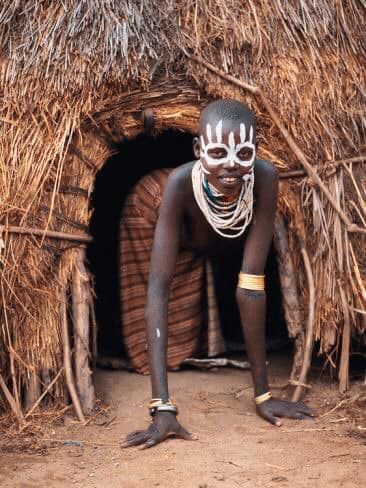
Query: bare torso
[{"left": 175, "top": 159, "right": 267, "bottom": 256}]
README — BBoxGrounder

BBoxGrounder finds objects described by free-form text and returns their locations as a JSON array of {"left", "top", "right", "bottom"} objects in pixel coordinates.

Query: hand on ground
[
  {"left": 121, "top": 412, "right": 197, "bottom": 449},
  {"left": 257, "top": 397, "right": 314, "bottom": 426}
]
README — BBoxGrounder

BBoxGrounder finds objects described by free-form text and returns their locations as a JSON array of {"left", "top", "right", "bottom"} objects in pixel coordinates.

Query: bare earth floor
[{"left": 0, "top": 354, "right": 365, "bottom": 488}]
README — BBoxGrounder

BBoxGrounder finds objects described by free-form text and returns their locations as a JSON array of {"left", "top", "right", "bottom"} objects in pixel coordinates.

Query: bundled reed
[{"left": 0, "top": 1, "right": 364, "bottom": 423}]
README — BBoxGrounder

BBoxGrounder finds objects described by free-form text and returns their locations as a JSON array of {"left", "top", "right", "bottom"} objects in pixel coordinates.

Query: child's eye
[
  {"left": 238, "top": 148, "right": 254, "bottom": 160},
  {"left": 207, "top": 148, "right": 228, "bottom": 159}
]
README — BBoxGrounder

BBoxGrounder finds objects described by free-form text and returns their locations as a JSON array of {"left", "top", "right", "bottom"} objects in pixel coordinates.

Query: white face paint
[
  {"left": 156, "top": 328, "right": 160, "bottom": 339},
  {"left": 200, "top": 120, "right": 256, "bottom": 173}
]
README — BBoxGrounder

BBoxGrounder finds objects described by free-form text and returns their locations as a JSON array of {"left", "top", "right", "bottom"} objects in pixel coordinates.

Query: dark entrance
[{"left": 87, "top": 130, "right": 289, "bottom": 361}]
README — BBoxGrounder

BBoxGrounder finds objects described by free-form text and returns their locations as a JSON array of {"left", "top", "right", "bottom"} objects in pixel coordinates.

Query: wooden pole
[
  {"left": 338, "top": 285, "right": 351, "bottom": 393},
  {"left": 60, "top": 287, "right": 86, "bottom": 423},
  {"left": 279, "top": 155, "right": 365, "bottom": 180},
  {"left": 0, "top": 224, "right": 92, "bottom": 243},
  {"left": 89, "top": 290, "right": 98, "bottom": 371},
  {"left": 292, "top": 237, "right": 316, "bottom": 402},
  {"left": 273, "top": 214, "right": 303, "bottom": 338},
  {"left": 24, "top": 373, "right": 41, "bottom": 411},
  {"left": 72, "top": 248, "right": 95, "bottom": 414},
  {"left": 0, "top": 281, "right": 25, "bottom": 427},
  {"left": 273, "top": 213, "right": 305, "bottom": 382},
  {"left": 0, "top": 372, "right": 26, "bottom": 429}
]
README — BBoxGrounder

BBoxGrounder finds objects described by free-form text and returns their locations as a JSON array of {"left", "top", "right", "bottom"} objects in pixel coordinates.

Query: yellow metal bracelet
[
  {"left": 254, "top": 391, "right": 272, "bottom": 405},
  {"left": 237, "top": 272, "right": 265, "bottom": 291}
]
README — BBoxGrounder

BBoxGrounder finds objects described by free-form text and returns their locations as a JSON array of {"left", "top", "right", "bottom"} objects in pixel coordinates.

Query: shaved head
[
  {"left": 192, "top": 98, "right": 257, "bottom": 197},
  {"left": 199, "top": 99, "right": 256, "bottom": 138}
]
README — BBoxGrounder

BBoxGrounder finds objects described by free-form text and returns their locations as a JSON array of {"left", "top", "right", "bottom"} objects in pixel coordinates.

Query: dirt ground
[{"left": 0, "top": 353, "right": 365, "bottom": 488}]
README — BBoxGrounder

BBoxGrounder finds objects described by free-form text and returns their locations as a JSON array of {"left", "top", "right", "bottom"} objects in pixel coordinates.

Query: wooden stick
[
  {"left": 8, "top": 346, "right": 35, "bottom": 372},
  {"left": 279, "top": 156, "right": 365, "bottom": 179},
  {"left": 72, "top": 248, "right": 95, "bottom": 414},
  {"left": 187, "top": 53, "right": 259, "bottom": 94},
  {"left": 273, "top": 213, "right": 305, "bottom": 384},
  {"left": 186, "top": 53, "right": 366, "bottom": 234},
  {"left": 289, "top": 198, "right": 315, "bottom": 402},
  {"left": 24, "top": 367, "right": 64, "bottom": 419},
  {"left": 60, "top": 288, "right": 86, "bottom": 424},
  {"left": 1, "top": 281, "right": 24, "bottom": 425},
  {"left": 280, "top": 428, "right": 336, "bottom": 433},
  {"left": 290, "top": 335, "right": 305, "bottom": 386},
  {"left": 89, "top": 290, "right": 98, "bottom": 371},
  {"left": 349, "top": 242, "right": 366, "bottom": 302},
  {"left": 279, "top": 169, "right": 308, "bottom": 179},
  {"left": 24, "top": 373, "right": 41, "bottom": 411},
  {"left": 341, "top": 163, "right": 366, "bottom": 220},
  {"left": 292, "top": 237, "right": 316, "bottom": 402},
  {"left": 320, "top": 394, "right": 360, "bottom": 417},
  {"left": 288, "top": 379, "right": 311, "bottom": 389},
  {"left": 338, "top": 285, "right": 351, "bottom": 393},
  {"left": 40, "top": 438, "right": 121, "bottom": 448},
  {"left": 0, "top": 371, "right": 26, "bottom": 428},
  {"left": 0, "top": 224, "right": 92, "bottom": 243},
  {"left": 273, "top": 214, "right": 302, "bottom": 338}
]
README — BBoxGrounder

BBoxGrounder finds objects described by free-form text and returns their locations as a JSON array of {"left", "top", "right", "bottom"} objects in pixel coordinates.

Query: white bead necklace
[{"left": 191, "top": 160, "right": 254, "bottom": 239}]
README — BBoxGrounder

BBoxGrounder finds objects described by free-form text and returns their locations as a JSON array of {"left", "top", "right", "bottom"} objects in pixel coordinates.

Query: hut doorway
[
  {"left": 87, "top": 129, "right": 289, "bottom": 363},
  {"left": 87, "top": 129, "right": 196, "bottom": 358}
]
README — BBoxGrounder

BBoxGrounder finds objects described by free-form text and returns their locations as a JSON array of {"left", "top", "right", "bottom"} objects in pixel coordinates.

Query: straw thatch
[{"left": 0, "top": 1, "right": 365, "bottom": 420}]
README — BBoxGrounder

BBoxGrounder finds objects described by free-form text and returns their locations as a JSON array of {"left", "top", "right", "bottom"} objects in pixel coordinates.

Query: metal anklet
[
  {"left": 148, "top": 398, "right": 178, "bottom": 416},
  {"left": 254, "top": 391, "right": 272, "bottom": 405}
]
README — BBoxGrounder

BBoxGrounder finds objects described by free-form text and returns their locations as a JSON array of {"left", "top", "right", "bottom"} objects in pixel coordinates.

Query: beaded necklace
[{"left": 192, "top": 160, "right": 254, "bottom": 238}]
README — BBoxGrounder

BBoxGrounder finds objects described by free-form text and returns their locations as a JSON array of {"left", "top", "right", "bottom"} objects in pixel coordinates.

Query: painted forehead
[
  {"left": 199, "top": 118, "right": 255, "bottom": 143},
  {"left": 200, "top": 119, "right": 255, "bottom": 145}
]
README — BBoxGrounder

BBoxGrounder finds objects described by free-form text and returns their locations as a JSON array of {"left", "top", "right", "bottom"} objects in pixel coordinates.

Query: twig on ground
[
  {"left": 280, "top": 428, "right": 336, "bottom": 433},
  {"left": 183, "top": 357, "right": 250, "bottom": 370},
  {"left": 265, "top": 463, "right": 287, "bottom": 471},
  {"left": 41, "top": 438, "right": 120, "bottom": 447},
  {"left": 104, "top": 415, "right": 117, "bottom": 427},
  {"left": 320, "top": 394, "right": 361, "bottom": 418}
]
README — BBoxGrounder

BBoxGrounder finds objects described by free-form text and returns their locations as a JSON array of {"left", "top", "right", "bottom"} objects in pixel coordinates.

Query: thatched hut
[{"left": 0, "top": 1, "right": 365, "bottom": 425}]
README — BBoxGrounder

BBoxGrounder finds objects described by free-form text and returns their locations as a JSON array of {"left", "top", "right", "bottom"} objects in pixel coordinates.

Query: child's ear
[{"left": 193, "top": 137, "right": 200, "bottom": 159}]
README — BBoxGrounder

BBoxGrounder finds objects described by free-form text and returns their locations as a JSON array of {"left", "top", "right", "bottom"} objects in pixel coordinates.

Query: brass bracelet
[
  {"left": 150, "top": 405, "right": 178, "bottom": 416},
  {"left": 237, "top": 272, "right": 265, "bottom": 291},
  {"left": 148, "top": 398, "right": 178, "bottom": 416},
  {"left": 254, "top": 391, "right": 272, "bottom": 405},
  {"left": 149, "top": 398, "right": 173, "bottom": 408}
]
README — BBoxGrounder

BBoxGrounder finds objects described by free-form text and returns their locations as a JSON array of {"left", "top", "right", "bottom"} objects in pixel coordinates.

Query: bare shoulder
[
  {"left": 168, "top": 161, "right": 195, "bottom": 182},
  {"left": 164, "top": 161, "right": 195, "bottom": 195},
  {"left": 254, "top": 159, "right": 279, "bottom": 183},
  {"left": 254, "top": 159, "right": 279, "bottom": 203}
]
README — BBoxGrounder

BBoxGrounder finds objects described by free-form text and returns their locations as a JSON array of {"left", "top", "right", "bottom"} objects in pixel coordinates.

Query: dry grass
[{"left": 0, "top": 1, "right": 364, "bottom": 412}]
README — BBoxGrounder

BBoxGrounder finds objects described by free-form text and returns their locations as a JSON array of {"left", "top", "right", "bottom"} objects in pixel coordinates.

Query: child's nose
[{"left": 223, "top": 158, "right": 238, "bottom": 169}]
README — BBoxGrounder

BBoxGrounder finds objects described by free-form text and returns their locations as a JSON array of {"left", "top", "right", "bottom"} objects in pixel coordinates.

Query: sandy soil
[{"left": 0, "top": 354, "right": 365, "bottom": 488}]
